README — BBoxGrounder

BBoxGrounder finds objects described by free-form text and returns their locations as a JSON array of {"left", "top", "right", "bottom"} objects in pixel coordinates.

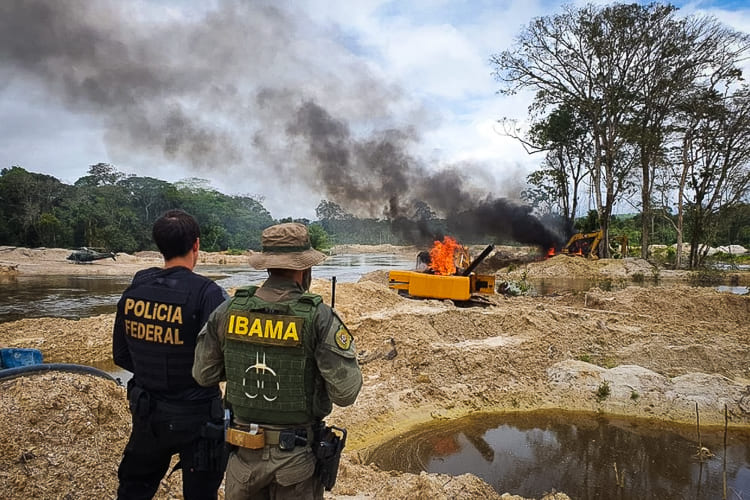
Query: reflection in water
[{"left": 366, "top": 411, "right": 750, "bottom": 500}]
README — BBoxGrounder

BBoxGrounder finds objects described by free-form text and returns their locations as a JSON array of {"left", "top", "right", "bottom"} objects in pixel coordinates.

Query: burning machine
[{"left": 388, "top": 243, "right": 496, "bottom": 301}]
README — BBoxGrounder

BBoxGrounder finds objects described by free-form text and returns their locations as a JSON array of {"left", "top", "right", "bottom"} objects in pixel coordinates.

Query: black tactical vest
[
  {"left": 224, "top": 286, "right": 322, "bottom": 425},
  {"left": 119, "top": 267, "right": 208, "bottom": 394}
]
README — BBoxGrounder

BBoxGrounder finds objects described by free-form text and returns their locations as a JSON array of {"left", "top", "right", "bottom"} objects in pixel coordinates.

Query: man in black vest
[{"left": 113, "top": 209, "right": 228, "bottom": 500}]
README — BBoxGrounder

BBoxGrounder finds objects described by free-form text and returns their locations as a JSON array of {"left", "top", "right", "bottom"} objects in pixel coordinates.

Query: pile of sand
[
  {"left": 0, "top": 372, "right": 130, "bottom": 498},
  {"left": 500, "top": 254, "right": 657, "bottom": 280},
  {"left": 0, "top": 315, "right": 115, "bottom": 365},
  {"left": 330, "top": 244, "right": 419, "bottom": 255},
  {"left": 0, "top": 371, "right": 193, "bottom": 499}
]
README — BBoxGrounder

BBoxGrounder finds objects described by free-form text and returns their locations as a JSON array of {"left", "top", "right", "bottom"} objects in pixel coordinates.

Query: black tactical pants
[{"left": 117, "top": 396, "right": 226, "bottom": 500}]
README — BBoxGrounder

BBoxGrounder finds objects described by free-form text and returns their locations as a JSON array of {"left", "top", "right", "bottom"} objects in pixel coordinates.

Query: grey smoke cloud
[
  {"left": 0, "top": 0, "right": 563, "bottom": 247},
  {"left": 0, "top": 0, "right": 396, "bottom": 169}
]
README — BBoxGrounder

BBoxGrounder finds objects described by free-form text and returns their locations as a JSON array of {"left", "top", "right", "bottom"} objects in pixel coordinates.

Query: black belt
[{"left": 153, "top": 397, "right": 221, "bottom": 417}]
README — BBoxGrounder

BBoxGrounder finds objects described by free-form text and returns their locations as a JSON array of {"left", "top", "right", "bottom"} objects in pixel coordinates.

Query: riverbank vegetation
[
  {"left": 2, "top": 165, "right": 748, "bottom": 263},
  {"left": 492, "top": 3, "right": 750, "bottom": 267}
]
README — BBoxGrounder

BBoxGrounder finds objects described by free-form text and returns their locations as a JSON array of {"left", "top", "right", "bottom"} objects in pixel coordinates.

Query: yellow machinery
[
  {"left": 560, "top": 231, "right": 628, "bottom": 259},
  {"left": 561, "top": 231, "right": 603, "bottom": 258},
  {"left": 388, "top": 244, "right": 496, "bottom": 301},
  {"left": 388, "top": 271, "right": 496, "bottom": 301}
]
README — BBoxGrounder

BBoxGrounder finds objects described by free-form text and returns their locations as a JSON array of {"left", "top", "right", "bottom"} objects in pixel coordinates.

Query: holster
[
  {"left": 193, "top": 398, "right": 229, "bottom": 473},
  {"left": 193, "top": 420, "right": 229, "bottom": 473},
  {"left": 127, "top": 379, "right": 151, "bottom": 421},
  {"left": 312, "top": 421, "right": 347, "bottom": 491}
]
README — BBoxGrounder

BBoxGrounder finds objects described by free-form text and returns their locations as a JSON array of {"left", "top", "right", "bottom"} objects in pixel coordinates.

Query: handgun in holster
[
  {"left": 312, "top": 421, "right": 347, "bottom": 491},
  {"left": 194, "top": 402, "right": 230, "bottom": 473},
  {"left": 126, "top": 379, "right": 151, "bottom": 421}
]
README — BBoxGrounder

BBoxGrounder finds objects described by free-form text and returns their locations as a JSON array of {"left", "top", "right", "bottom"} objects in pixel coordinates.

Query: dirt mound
[
  {"left": 580, "top": 285, "right": 750, "bottom": 323},
  {"left": 358, "top": 269, "right": 391, "bottom": 286},
  {"left": 0, "top": 246, "right": 253, "bottom": 276},
  {"left": 501, "top": 254, "right": 657, "bottom": 280},
  {"left": 0, "top": 371, "right": 193, "bottom": 499},
  {"left": 0, "top": 315, "right": 114, "bottom": 365},
  {"left": 311, "top": 279, "right": 404, "bottom": 321},
  {"left": 330, "top": 244, "right": 419, "bottom": 255},
  {"left": 0, "top": 372, "right": 130, "bottom": 498},
  {"left": 333, "top": 461, "right": 518, "bottom": 500}
]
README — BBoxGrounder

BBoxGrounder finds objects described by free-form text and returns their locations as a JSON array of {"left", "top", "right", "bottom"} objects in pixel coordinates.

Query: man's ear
[{"left": 193, "top": 238, "right": 200, "bottom": 253}]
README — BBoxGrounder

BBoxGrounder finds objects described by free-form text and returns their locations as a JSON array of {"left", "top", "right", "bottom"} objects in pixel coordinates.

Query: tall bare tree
[
  {"left": 626, "top": 12, "right": 750, "bottom": 258},
  {"left": 674, "top": 86, "right": 750, "bottom": 268},
  {"left": 492, "top": 4, "right": 662, "bottom": 256},
  {"left": 492, "top": 3, "right": 750, "bottom": 258}
]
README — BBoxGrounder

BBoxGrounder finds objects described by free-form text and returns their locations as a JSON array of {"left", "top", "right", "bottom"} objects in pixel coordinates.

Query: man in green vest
[{"left": 192, "top": 222, "right": 362, "bottom": 499}]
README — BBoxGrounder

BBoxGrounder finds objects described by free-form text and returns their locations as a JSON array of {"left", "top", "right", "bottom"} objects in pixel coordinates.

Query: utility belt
[
  {"left": 126, "top": 381, "right": 228, "bottom": 474},
  {"left": 226, "top": 419, "right": 346, "bottom": 491},
  {"left": 127, "top": 380, "right": 223, "bottom": 421},
  {"left": 226, "top": 423, "right": 312, "bottom": 451}
]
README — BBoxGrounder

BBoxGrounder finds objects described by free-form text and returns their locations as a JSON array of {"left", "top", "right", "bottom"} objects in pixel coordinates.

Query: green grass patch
[{"left": 595, "top": 381, "right": 611, "bottom": 402}]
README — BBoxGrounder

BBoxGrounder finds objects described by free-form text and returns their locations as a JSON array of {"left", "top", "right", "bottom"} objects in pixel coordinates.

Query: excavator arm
[{"left": 561, "top": 230, "right": 603, "bottom": 259}]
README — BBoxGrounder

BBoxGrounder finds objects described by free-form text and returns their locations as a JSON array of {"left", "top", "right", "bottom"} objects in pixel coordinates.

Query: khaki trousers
[{"left": 225, "top": 445, "right": 323, "bottom": 500}]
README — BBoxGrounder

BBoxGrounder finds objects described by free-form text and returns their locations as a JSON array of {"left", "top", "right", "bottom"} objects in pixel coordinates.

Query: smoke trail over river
[{"left": 0, "top": 0, "right": 563, "bottom": 247}]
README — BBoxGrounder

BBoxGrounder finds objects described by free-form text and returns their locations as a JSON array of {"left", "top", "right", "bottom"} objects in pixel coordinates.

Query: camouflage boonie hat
[{"left": 248, "top": 222, "right": 327, "bottom": 270}]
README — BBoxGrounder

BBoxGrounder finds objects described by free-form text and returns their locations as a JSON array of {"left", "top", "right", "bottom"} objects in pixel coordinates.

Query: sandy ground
[{"left": 1, "top": 246, "right": 749, "bottom": 499}]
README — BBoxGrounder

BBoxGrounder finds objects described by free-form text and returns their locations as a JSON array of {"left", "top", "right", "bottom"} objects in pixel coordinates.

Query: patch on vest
[
  {"left": 122, "top": 298, "right": 184, "bottom": 345},
  {"left": 335, "top": 326, "right": 353, "bottom": 350},
  {"left": 227, "top": 311, "right": 302, "bottom": 346}
]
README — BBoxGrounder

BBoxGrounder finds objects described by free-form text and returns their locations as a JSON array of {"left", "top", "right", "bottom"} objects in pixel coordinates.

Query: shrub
[{"left": 595, "top": 380, "right": 611, "bottom": 402}]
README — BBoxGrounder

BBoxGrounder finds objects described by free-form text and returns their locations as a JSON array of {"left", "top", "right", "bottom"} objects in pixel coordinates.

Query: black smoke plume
[
  {"left": 0, "top": 0, "right": 564, "bottom": 249},
  {"left": 285, "top": 101, "right": 565, "bottom": 248}
]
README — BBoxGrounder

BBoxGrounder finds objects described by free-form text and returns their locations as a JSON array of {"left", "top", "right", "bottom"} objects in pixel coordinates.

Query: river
[{"left": 0, "top": 253, "right": 416, "bottom": 323}]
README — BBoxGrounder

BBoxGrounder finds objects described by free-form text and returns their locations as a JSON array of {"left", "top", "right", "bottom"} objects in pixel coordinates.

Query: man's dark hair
[{"left": 152, "top": 209, "right": 200, "bottom": 260}]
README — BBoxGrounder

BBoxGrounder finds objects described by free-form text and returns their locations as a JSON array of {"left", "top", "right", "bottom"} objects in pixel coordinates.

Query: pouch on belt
[{"left": 226, "top": 426, "right": 266, "bottom": 449}]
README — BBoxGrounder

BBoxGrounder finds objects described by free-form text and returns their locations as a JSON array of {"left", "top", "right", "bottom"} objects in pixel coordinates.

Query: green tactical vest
[{"left": 224, "top": 286, "right": 321, "bottom": 425}]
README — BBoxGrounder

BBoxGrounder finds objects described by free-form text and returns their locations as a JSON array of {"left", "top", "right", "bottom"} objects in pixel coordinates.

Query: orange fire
[
  {"left": 429, "top": 236, "right": 459, "bottom": 275},
  {"left": 547, "top": 247, "right": 555, "bottom": 257}
]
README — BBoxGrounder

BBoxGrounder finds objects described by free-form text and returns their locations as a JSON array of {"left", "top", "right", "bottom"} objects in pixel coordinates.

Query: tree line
[
  {"left": 492, "top": 2, "right": 750, "bottom": 268},
  {"left": 1, "top": 162, "right": 747, "bottom": 262},
  {"left": 0, "top": 164, "right": 424, "bottom": 253},
  {"left": 0, "top": 164, "right": 275, "bottom": 253}
]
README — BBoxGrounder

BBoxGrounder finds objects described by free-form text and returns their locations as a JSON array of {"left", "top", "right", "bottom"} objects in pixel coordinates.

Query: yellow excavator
[{"left": 560, "top": 231, "right": 628, "bottom": 259}]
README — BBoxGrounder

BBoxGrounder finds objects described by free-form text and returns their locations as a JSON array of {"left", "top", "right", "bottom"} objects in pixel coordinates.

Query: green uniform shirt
[{"left": 193, "top": 275, "right": 362, "bottom": 411}]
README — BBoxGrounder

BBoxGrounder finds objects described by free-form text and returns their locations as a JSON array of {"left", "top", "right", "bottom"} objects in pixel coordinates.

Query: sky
[{"left": 1, "top": 0, "right": 749, "bottom": 221}]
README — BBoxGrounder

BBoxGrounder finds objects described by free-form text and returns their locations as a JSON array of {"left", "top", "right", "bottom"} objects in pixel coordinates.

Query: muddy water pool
[
  {"left": 366, "top": 410, "right": 750, "bottom": 499},
  {"left": 0, "top": 274, "right": 132, "bottom": 323}
]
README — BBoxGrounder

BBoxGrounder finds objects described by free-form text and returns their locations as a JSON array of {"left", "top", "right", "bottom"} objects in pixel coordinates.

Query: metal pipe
[
  {"left": 0, "top": 363, "right": 121, "bottom": 384},
  {"left": 461, "top": 244, "right": 494, "bottom": 276}
]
